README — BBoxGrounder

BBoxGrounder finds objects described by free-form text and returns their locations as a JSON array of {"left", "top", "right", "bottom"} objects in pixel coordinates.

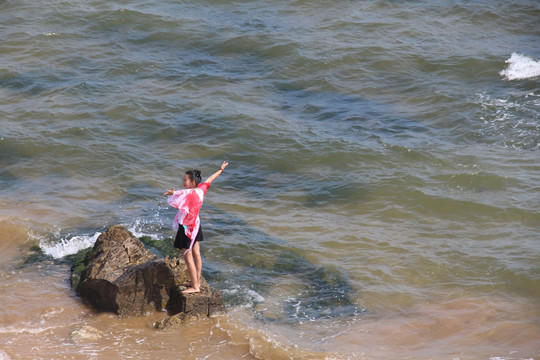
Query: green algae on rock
[{"left": 67, "top": 247, "right": 93, "bottom": 289}]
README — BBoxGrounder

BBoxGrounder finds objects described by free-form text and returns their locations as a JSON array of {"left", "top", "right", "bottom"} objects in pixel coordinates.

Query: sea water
[{"left": 1, "top": 0, "right": 539, "bottom": 359}]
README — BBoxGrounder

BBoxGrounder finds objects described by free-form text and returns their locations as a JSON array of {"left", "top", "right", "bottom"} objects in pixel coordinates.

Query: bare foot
[{"left": 182, "top": 287, "right": 200, "bottom": 294}]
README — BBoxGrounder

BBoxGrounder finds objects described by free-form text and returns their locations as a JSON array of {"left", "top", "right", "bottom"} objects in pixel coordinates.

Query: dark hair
[{"left": 185, "top": 169, "right": 202, "bottom": 185}]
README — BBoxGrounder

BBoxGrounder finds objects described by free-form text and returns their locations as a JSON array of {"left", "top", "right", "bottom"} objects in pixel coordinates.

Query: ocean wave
[
  {"left": 37, "top": 218, "right": 170, "bottom": 259},
  {"left": 499, "top": 53, "right": 540, "bottom": 81},
  {"left": 39, "top": 232, "right": 101, "bottom": 259}
]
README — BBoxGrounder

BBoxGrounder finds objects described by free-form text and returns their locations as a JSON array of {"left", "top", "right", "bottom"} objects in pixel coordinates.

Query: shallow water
[{"left": 1, "top": 0, "right": 540, "bottom": 358}]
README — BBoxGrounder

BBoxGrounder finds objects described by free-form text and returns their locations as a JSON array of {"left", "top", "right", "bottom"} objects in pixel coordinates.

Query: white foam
[
  {"left": 0, "top": 349, "right": 11, "bottom": 360},
  {"left": 40, "top": 232, "right": 101, "bottom": 259},
  {"left": 38, "top": 218, "right": 168, "bottom": 259},
  {"left": 500, "top": 53, "right": 540, "bottom": 80},
  {"left": 0, "top": 326, "right": 55, "bottom": 335},
  {"left": 474, "top": 91, "right": 540, "bottom": 150},
  {"left": 222, "top": 284, "right": 265, "bottom": 306},
  {"left": 245, "top": 289, "right": 265, "bottom": 303}
]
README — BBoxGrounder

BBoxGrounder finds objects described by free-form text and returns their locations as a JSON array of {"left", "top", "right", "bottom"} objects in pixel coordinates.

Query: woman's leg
[
  {"left": 182, "top": 248, "right": 200, "bottom": 293},
  {"left": 192, "top": 241, "right": 202, "bottom": 285}
]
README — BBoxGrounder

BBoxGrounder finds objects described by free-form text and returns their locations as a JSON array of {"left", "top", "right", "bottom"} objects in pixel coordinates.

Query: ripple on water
[
  {"left": 475, "top": 90, "right": 540, "bottom": 151},
  {"left": 1, "top": 0, "right": 540, "bottom": 358}
]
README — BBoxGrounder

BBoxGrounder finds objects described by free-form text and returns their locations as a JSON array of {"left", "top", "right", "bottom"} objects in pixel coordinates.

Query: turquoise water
[{"left": 1, "top": 0, "right": 540, "bottom": 358}]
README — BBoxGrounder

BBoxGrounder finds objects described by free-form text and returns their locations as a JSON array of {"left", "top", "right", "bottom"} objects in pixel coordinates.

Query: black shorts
[{"left": 173, "top": 225, "right": 204, "bottom": 250}]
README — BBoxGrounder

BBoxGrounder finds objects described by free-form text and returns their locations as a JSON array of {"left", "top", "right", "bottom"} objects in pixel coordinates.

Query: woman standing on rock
[{"left": 163, "top": 161, "right": 229, "bottom": 294}]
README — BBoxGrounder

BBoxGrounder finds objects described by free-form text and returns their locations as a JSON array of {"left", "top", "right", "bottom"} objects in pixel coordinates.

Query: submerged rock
[
  {"left": 75, "top": 225, "right": 225, "bottom": 321},
  {"left": 153, "top": 312, "right": 201, "bottom": 330},
  {"left": 70, "top": 325, "right": 103, "bottom": 342}
]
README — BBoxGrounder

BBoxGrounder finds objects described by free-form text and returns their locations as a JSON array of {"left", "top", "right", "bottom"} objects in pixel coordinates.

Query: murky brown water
[{"left": 1, "top": 219, "right": 539, "bottom": 360}]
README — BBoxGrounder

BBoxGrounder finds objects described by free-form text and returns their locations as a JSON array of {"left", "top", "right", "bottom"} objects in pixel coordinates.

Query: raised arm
[{"left": 203, "top": 161, "right": 229, "bottom": 184}]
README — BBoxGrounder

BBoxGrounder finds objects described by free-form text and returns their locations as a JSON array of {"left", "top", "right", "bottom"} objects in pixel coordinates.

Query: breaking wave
[
  {"left": 500, "top": 53, "right": 540, "bottom": 81},
  {"left": 37, "top": 218, "right": 168, "bottom": 259},
  {"left": 39, "top": 232, "right": 101, "bottom": 259}
]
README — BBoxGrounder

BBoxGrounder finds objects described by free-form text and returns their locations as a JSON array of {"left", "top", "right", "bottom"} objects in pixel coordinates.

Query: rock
[
  {"left": 153, "top": 312, "right": 200, "bottom": 330},
  {"left": 70, "top": 325, "right": 103, "bottom": 342},
  {"left": 76, "top": 225, "right": 225, "bottom": 320}
]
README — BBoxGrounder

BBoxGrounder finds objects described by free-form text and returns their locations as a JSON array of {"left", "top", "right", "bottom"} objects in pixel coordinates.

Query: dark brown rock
[
  {"left": 76, "top": 225, "right": 225, "bottom": 320},
  {"left": 167, "top": 284, "right": 226, "bottom": 317}
]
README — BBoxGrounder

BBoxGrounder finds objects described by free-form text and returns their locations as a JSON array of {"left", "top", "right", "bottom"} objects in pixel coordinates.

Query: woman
[{"left": 164, "top": 161, "right": 228, "bottom": 294}]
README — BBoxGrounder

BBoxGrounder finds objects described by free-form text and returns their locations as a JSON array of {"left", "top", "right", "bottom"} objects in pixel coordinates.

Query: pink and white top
[{"left": 167, "top": 182, "right": 210, "bottom": 253}]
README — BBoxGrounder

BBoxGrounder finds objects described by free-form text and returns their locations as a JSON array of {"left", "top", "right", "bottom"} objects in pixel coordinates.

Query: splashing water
[
  {"left": 500, "top": 53, "right": 540, "bottom": 81},
  {"left": 40, "top": 232, "right": 101, "bottom": 258}
]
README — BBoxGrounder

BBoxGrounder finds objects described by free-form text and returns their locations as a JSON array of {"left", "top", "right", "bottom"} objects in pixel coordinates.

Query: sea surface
[{"left": 1, "top": 0, "right": 540, "bottom": 359}]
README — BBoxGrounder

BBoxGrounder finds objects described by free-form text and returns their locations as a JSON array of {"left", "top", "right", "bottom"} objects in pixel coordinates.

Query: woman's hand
[
  {"left": 163, "top": 187, "right": 175, "bottom": 196},
  {"left": 220, "top": 161, "right": 229, "bottom": 171}
]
